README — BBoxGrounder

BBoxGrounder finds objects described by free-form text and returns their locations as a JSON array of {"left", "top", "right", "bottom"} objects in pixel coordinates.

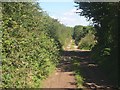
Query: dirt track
[
  {"left": 42, "top": 56, "right": 77, "bottom": 88},
  {"left": 42, "top": 40, "right": 117, "bottom": 89},
  {"left": 42, "top": 41, "right": 77, "bottom": 88}
]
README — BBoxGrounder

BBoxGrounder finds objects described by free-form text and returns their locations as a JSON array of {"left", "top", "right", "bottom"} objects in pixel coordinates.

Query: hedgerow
[{"left": 1, "top": 2, "right": 72, "bottom": 88}]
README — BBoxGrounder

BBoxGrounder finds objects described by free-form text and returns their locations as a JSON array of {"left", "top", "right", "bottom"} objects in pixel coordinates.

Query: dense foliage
[
  {"left": 78, "top": 31, "right": 96, "bottom": 50},
  {"left": 0, "top": 3, "right": 2, "bottom": 87},
  {"left": 1, "top": 2, "right": 72, "bottom": 88},
  {"left": 72, "top": 25, "right": 96, "bottom": 50},
  {"left": 73, "top": 25, "right": 87, "bottom": 45},
  {"left": 75, "top": 2, "right": 119, "bottom": 85},
  {"left": 38, "top": 13, "right": 73, "bottom": 49}
]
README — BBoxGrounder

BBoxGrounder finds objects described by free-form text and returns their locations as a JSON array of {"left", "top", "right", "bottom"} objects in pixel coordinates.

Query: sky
[{"left": 39, "top": 1, "right": 91, "bottom": 27}]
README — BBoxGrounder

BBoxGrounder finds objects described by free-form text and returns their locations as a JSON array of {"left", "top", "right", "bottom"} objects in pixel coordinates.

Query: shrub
[{"left": 78, "top": 32, "right": 96, "bottom": 50}]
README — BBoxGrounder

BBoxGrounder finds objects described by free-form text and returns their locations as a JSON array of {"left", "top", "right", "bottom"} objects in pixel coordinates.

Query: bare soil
[{"left": 42, "top": 56, "right": 77, "bottom": 88}]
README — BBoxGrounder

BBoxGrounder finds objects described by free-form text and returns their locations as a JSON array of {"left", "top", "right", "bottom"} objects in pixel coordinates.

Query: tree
[{"left": 75, "top": 2, "right": 119, "bottom": 85}]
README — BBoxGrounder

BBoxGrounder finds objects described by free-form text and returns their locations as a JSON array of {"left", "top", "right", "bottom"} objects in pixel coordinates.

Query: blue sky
[{"left": 39, "top": 2, "right": 91, "bottom": 27}]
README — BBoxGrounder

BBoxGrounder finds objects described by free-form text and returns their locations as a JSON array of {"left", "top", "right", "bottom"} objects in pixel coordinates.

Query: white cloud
[
  {"left": 63, "top": 8, "right": 82, "bottom": 16},
  {"left": 50, "top": 8, "right": 91, "bottom": 27},
  {"left": 51, "top": 15, "right": 57, "bottom": 19},
  {"left": 63, "top": 9, "right": 75, "bottom": 16}
]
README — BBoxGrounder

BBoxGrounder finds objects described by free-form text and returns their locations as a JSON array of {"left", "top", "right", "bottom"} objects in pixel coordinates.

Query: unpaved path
[
  {"left": 42, "top": 56, "right": 76, "bottom": 88},
  {"left": 42, "top": 40, "right": 117, "bottom": 89},
  {"left": 42, "top": 40, "right": 77, "bottom": 88}
]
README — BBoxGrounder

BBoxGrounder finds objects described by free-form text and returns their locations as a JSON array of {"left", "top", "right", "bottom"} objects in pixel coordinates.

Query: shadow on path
[
  {"left": 42, "top": 51, "right": 77, "bottom": 88},
  {"left": 42, "top": 49, "right": 118, "bottom": 89},
  {"left": 62, "top": 50, "right": 91, "bottom": 57},
  {"left": 60, "top": 50, "right": 118, "bottom": 89}
]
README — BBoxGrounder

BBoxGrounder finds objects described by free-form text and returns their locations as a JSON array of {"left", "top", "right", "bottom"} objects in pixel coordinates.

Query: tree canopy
[{"left": 75, "top": 2, "right": 119, "bottom": 85}]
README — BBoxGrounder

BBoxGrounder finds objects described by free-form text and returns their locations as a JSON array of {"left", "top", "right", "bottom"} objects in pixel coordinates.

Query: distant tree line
[{"left": 72, "top": 25, "right": 96, "bottom": 50}]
